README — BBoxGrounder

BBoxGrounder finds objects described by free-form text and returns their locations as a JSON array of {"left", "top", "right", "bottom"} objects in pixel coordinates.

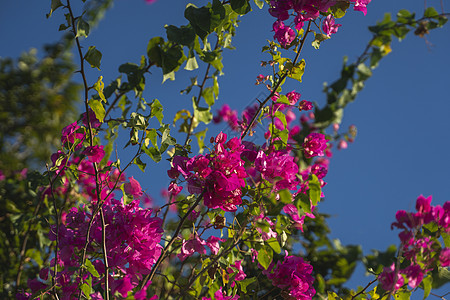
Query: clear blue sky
[{"left": 1, "top": 0, "right": 449, "bottom": 296}]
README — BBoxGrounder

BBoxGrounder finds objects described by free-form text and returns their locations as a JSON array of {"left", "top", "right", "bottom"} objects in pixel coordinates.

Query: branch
[
  {"left": 241, "top": 21, "right": 313, "bottom": 140},
  {"left": 139, "top": 191, "right": 205, "bottom": 290}
]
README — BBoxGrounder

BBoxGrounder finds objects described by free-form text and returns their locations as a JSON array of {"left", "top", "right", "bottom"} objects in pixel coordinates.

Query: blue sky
[{"left": 1, "top": 0, "right": 449, "bottom": 296}]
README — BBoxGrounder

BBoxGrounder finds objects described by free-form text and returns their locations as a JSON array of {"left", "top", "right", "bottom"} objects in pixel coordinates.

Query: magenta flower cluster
[
  {"left": 380, "top": 195, "right": 450, "bottom": 292},
  {"left": 269, "top": 0, "right": 370, "bottom": 46},
  {"left": 303, "top": 133, "right": 329, "bottom": 158},
  {"left": 21, "top": 117, "right": 164, "bottom": 299},
  {"left": 263, "top": 253, "right": 315, "bottom": 299},
  {"left": 47, "top": 198, "right": 163, "bottom": 298},
  {"left": 169, "top": 132, "right": 247, "bottom": 211}
]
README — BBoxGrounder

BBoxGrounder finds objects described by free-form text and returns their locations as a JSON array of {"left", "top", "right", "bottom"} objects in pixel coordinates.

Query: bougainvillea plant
[{"left": 1, "top": 0, "right": 449, "bottom": 299}]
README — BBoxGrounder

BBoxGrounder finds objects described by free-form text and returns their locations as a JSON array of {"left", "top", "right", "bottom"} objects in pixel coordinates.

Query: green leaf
[
  {"left": 88, "top": 99, "right": 105, "bottom": 122},
  {"left": 277, "top": 95, "right": 290, "bottom": 105},
  {"left": 253, "top": 0, "right": 264, "bottom": 9},
  {"left": 257, "top": 245, "right": 273, "bottom": 270},
  {"left": 93, "top": 76, "right": 106, "bottom": 102},
  {"left": 202, "top": 87, "right": 215, "bottom": 106},
  {"left": 145, "top": 128, "right": 158, "bottom": 147},
  {"left": 195, "top": 128, "right": 208, "bottom": 152},
  {"left": 432, "top": 267, "right": 450, "bottom": 288},
  {"left": 142, "top": 145, "right": 162, "bottom": 163},
  {"left": 210, "top": 0, "right": 226, "bottom": 31},
  {"left": 84, "top": 46, "right": 102, "bottom": 70},
  {"left": 185, "top": 56, "right": 199, "bottom": 71},
  {"left": 47, "top": 0, "right": 63, "bottom": 18},
  {"left": 147, "top": 36, "right": 164, "bottom": 67},
  {"left": 394, "top": 290, "right": 411, "bottom": 300},
  {"left": 442, "top": 232, "right": 450, "bottom": 248},
  {"left": 330, "top": 0, "right": 350, "bottom": 18},
  {"left": 193, "top": 97, "right": 213, "bottom": 124},
  {"left": 422, "top": 275, "right": 432, "bottom": 299},
  {"left": 76, "top": 18, "right": 90, "bottom": 38},
  {"left": 134, "top": 156, "right": 146, "bottom": 172},
  {"left": 295, "top": 192, "right": 311, "bottom": 214},
  {"left": 266, "top": 237, "right": 281, "bottom": 253},
  {"left": 150, "top": 99, "right": 164, "bottom": 124},
  {"left": 166, "top": 24, "right": 196, "bottom": 46},
  {"left": 85, "top": 259, "right": 100, "bottom": 278},
  {"left": 185, "top": 4, "right": 211, "bottom": 40},
  {"left": 81, "top": 283, "right": 92, "bottom": 299},
  {"left": 274, "top": 110, "right": 287, "bottom": 129},
  {"left": 278, "top": 189, "right": 292, "bottom": 204},
  {"left": 308, "top": 174, "right": 321, "bottom": 206},
  {"left": 238, "top": 277, "right": 257, "bottom": 293},
  {"left": 312, "top": 33, "right": 330, "bottom": 50},
  {"left": 161, "top": 45, "right": 186, "bottom": 75},
  {"left": 163, "top": 71, "right": 175, "bottom": 83},
  {"left": 288, "top": 59, "right": 305, "bottom": 82},
  {"left": 424, "top": 7, "right": 439, "bottom": 18},
  {"left": 230, "top": 0, "right": 251, "bottom": 15},
  {"left": 213, "top": 76, "right": 219, "bottom": 97}
]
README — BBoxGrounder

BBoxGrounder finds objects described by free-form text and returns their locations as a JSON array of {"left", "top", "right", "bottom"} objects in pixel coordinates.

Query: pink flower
[
  {"left": 145, "top": 0, "right": 157, "bottom": 3},
  {"left": 322, "top": 14, "right": 341, "bottom": 37},
  {"left": 255, "top": 149, "right": 299, "bottom": 191},
  {"left": 299, "top": 100, "right": 313, "bottom": 111},
  {"left": 379, "top": 263, "right": 404, "bottom": 291},
  {"left": 303, "top": 133, "right": 329, "bottom": 158},
  {"left": 265, "top": 254, "right": 315, "bottom": 299},
  {"left": 227, "top": 260, "right": 247, "bottom": 287},
  {"left": 82, "top": 145, "right": 105, "bottom": 163},
  {"left": 440, "top": 248, "right": 450, "bottom": 267},
  {"left": 168, "top": 182, "right": 183, "bottom": 196},
  {"left": 81, "top": 109, "right": 101, "bottom": 128},
  {"left": 337, "top": 140, "right": 348, "bottom": 150},
  {"left": 286, "top": 91, "right": 301, "bottom": 105},
  {"left": 206, "top": 236, "right": 225, "bottom": 255},
  {"left": 273, "top": 20, "right": 296, "bottom": 47},
  {"left": 61, "top": 122, "right": 84, "bottom": 147},
  {"left": 351, "top": 0, "right": 371, "bottom": 16},
  {"left": 124, "top": 176, "right": 143, "bottom": 197},
  {"left": 177, "top": 235, "right": 206, "bottom": 261},
  {"left": 402, "top": 264, "right": 424, "bottom": 288}
]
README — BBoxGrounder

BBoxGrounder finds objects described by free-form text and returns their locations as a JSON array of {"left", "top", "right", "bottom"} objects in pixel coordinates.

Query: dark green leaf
[
  {"left": 76, "top": 18, "right": 90, "bottom": 38},
  {"left": 147, "top": 37, "right": 164, "bottom": 67},
  {"left": 330, "top": 0, "right": 350, "bottom": 18},
  {"left": 134, "top": 156, "right": 146, "bottom": 172},
  {"left": 185, "top": 4, "right": 211, "bottom": 40},
  {"left": 238, "top": 277, "right": 257, "bottom": 293},
  {"left": 230, "top": 0, "right": 251, "bottom": 15},
  {"left": 166, "top": 25, "right": 196, "bottom": 46},
  {"left": 47, "top": 0, "right": 63, "bottom": 18},
  {"left": 84, "top": 46, "right": 102, "bottom": 70}
]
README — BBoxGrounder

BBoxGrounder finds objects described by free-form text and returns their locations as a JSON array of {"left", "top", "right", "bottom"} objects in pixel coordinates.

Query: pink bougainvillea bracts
[
  {"left": 264, "top": 252, "right": 315, "bottom": 299},
  {"left": 168, "top": 132, "right": 247, "bottom": 211},
  {"left": 303, "top": 133, "right": 329, "bottom": 158}
]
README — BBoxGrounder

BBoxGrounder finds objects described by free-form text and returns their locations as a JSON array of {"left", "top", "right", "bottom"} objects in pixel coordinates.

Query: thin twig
[
  {"left": 241, "top": 21, "right": 313, "bottom": 140},
  {"left": 139, "top": 191, "right": 205, "bottom": 290}
]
